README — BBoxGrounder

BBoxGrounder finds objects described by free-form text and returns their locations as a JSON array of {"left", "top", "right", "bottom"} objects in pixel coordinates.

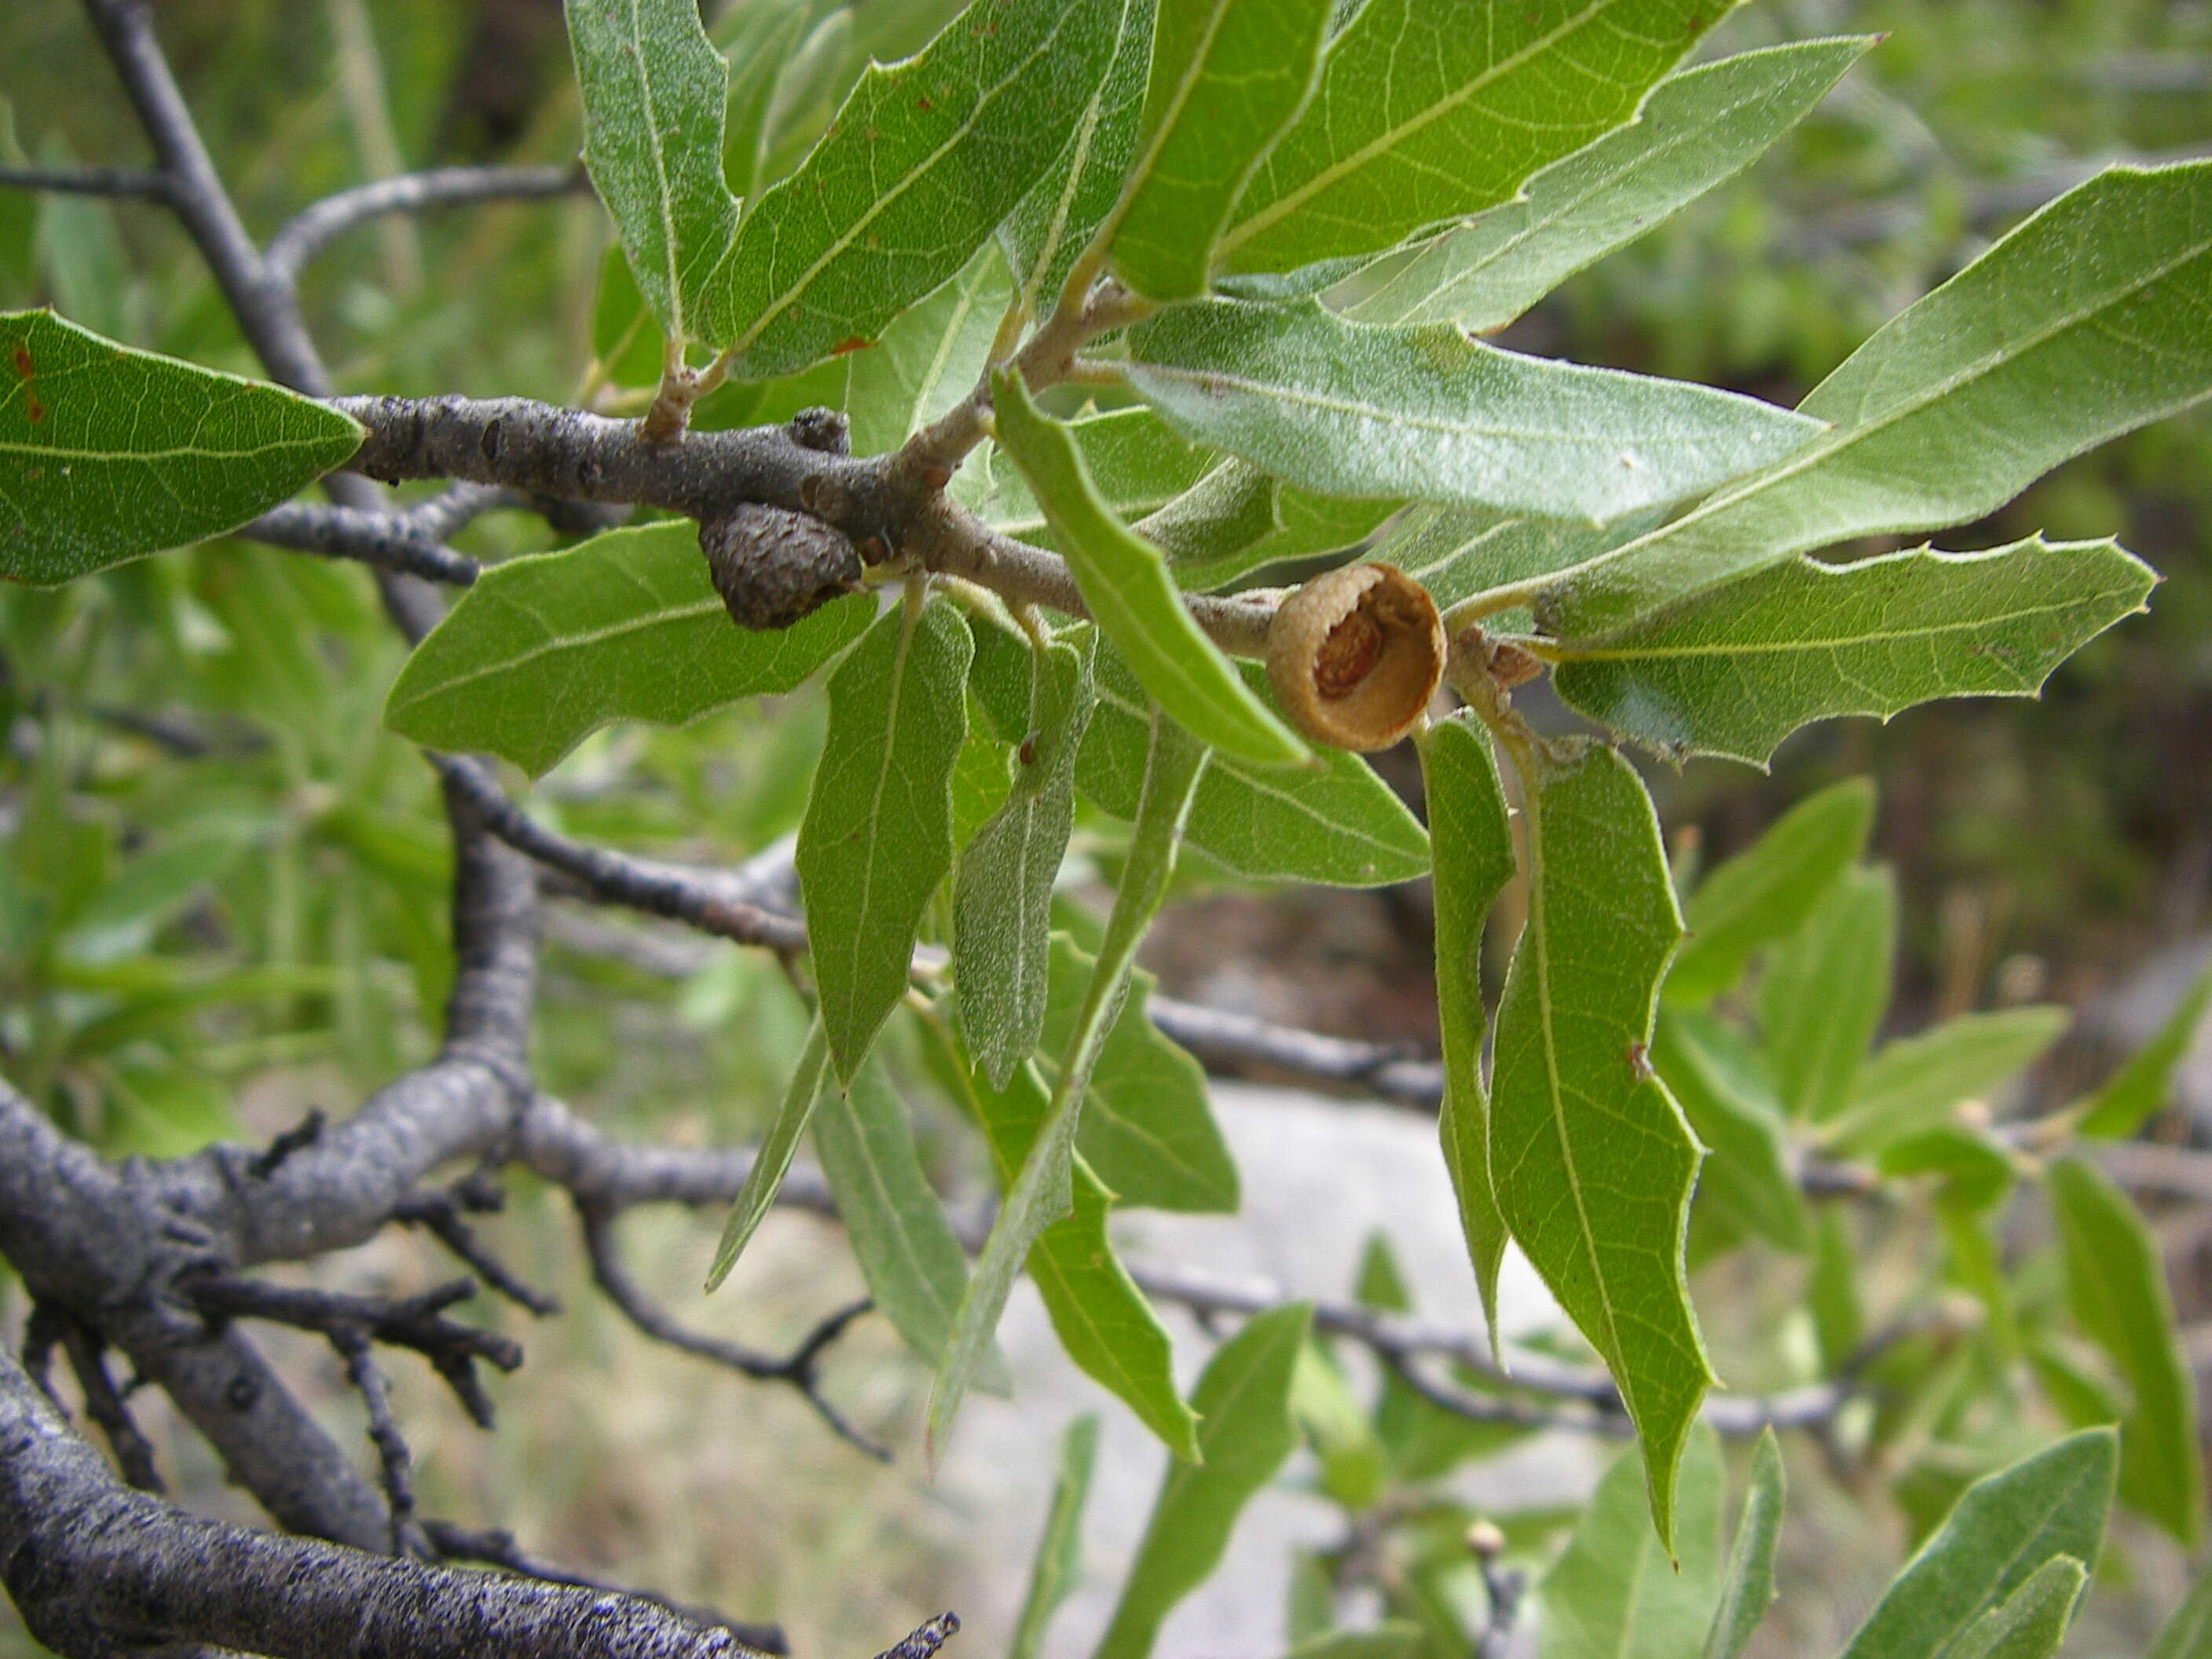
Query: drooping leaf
[
  {"left": 1654, "top": 1009, "right": 1811, "bottom": 1254},
  {"left": 1291, "top": 1340, "right": 1391, "bottom": 1513},
  {"left": 1418, "top": 713, "right": 1518, "bottom": 1346},
  {"left": 1946, "top": 1558, "right": 2088, "bottom": 1659},
  {"left": 1092, "top": 1303, "right": 1314, "bottom": 1659},
  {"left": 1542, "top": 162, "right": 2212, "bottom": 635},
  {"left": 931, "top": 716, "right": 1209, "bottom": 1456},
  {"left": 706, "top": 1015, "right": 832, "bottom": 1289},
  {"left": 383, "top": 523, "right": 871, "bottom": 776},
  {"left": 2150, "top": 1564, "right": 2212, "bottom": 1659},
  {"left": 1823, "top": 1005, "right": 2070, "bottom": 1155},
  {"left": 1669, "top": 779, "right": 1875, "bottom": 1003},
  {"left": 701, "top": 0, "right": 1122, "bottom": 375},
  {"left": 1071, "top": 637, "right": 1429, "bottom": 886},
  {"left": 1758, "top": 863, "right": 1896, "bottom": 1122},
  {"left": 1702, "top": 1428, "right": 1785, "bottom": 1659},
  {"left": 1042, "top": 935, "right": 1237, "bottom": 1214},
  {"left": 1808, "top": 1210, "right": 1863, "bottom": 1375},
  {"left": 955, "top": 638, "right": 1095, "bottom": 1088},
  {"left": 2048, "top": 1156, "right": 2206, "bottom": 1547},
  {"left": 998, "top": 0, "right": 1154, "bottom": 317},
  {"left": 1141, "top": 456, "right": 1397, "bottom": 592},
  {"left": 844, "top": 243, "right": 1013, "bottom": 456},
  {"left": 1489, "top": 742, "right": 1712, "bottom": 1547},
  {"left": 1009, "top": 1414, "right": 1102, "bottom": 1659},
  {"left": 0, "top": 310, "right": 362, "bottom": 585},
  {"left": 953, "top": 409, "right": 1215, "bottom": 546},
  {"left": 990, "top": 367, "right": 1305, "bottom": 767},
  {"left": 1123, "top": 298, "right": 1824, "bottom": 524},
  {"left": 811, "top": 1057, "right": 975, "bottom": 1367},
  {"left": 1346, "top": 40, "right": 1873, "bottom": 332},
  {"left": 588, "top": 243, "right": 668, "bottom": 393},
  {"left": 797, "top": 595, "right": 974, "bottom": 1083},
  {"left": 1837, "top": 1428, "right": 2116, "bottom": 1659},
  {"left": 1553, "top": 538, "right": 2158, "bottom": 766},
  {"left": 930, "top": 1027, "right": 1199, "bottom": 1459},
  {"left": 1215, "top": 0, "right": 1727, "bottom": 276},
  {"left": 1107, "top": 0, "right": 1333, "bottom": 301},
  {"left": 2078, "top": 962, "right": 2212, "bottom": 1138},
  {"left": 1537, "top": 1424, "right": 1723, "bottom": 1658},
  {"left": 566, "top": 0, "right": 740, "bottom": 349}
]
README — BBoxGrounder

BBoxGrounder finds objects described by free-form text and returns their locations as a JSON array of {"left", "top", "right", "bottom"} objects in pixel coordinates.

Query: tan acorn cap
[{"left": 1265, "top": 562, "right": 1445, "bottom": 753}]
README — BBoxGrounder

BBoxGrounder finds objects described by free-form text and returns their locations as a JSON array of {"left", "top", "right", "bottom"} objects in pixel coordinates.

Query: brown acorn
[
  {"left": 699, "top": 503, "right": 862, "bottom": 631},
  {"left": 1265, "top": 562, "right": 1445, "bottom": 752}
]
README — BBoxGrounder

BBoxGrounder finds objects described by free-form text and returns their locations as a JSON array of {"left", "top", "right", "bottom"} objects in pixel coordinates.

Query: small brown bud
[
  {"left": 700, "top": 503, "right": 862, "bottom": 631},
  {"left": 1466, "top": 1519, "right": 1507, "bottom": 1558},
  {"left": 1265, "top": 563, "right": 1445, "bottom": 752}
]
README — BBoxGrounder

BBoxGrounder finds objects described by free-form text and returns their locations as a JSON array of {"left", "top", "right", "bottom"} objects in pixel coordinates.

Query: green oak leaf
[
  {"left": 2150, "top": 1563, "right": 2212, "bottom": 1658},
  {"left": 1538, "top": 1424, "right": 1723, "bottom": 1659},
  {"left": 1702, "top": 1429, "right": 1785, "bottom": 1659},
  {"left": 1488, "top": 741, "right": 1713, "bottom": 1551},
  {"left": 954, "top": 637, "right": 1095, "bottom": 1089},
  {"left": 1837, "top": 1428, "right": 2115, "bottom": 1659},
  {"left": 1009, "top": 1415, "right": 1102, "bottom": 1659},
  {"left": 1541, "top": 162, "right": 2212, "bottom": 635},
  {"left": 2077, "top": 962, "right": 2212, "bottom": 1138},
  {"left": 701, "top": 0, "right": 1120, "bottom": 377},
  {"left": 1346, "top": 39, "right": 1873, "bottom": 332},
  {"left": 383, "top": 522, "right": 871, "bottom": 776},
  {"left": 1092, "top": 1303, "right": 1314, "bottom": 1659},
  {"left": 1822, "top": 1004, "right": 2069, "bottom": 1155},
  {"left": 1215, "top": 0, "right": 1727, "bottom": 276},
  {"left": 1365, "top": 504, "right": 1635, "bottom": 622},
  {"left": 844, "top": 243, "right": 1013, "bottom": 456},
  {"left": 1947, "top": 1558, "right": 2087, "bottom": 1659},
  {"left": 1106, "top": 0, "right": 1333, "bottom": 302},
  {"left": 1123, "top": 298, "right": 1824, "bottom": 524},
  {"left": 1141, "top": 456, "right": 1397, "bottom": 593},
  {"left": 566, "top": 0, "right": 740, "bottom": 349},
  {"left": 707, "top": 1014, "right": 832, "bottom": 1289},
  {"left": 1417, "top": 713, "right": 1518, "bottom": 1348},
  {"left": 797, "top": 595, "right": 973, "bottom": 1083},
  {"left": 1656, "top": 1009, "right": 1811, "bottom": 1256},
  {"left": 952, "top": 408, "right": 1215, "bottom": 554},
  {"left": 0, "top": 309, "right": 361, "bottom": 585},
  {"left": 1758, "top": 862, "right": 1895, "bottom": 1122},
  {"left": 989, "top": 366, "right": 1305, "bottom": 767},
  {"left": 1551, "top": 537, "right": 2158, "bottom": 766},
  {"left": 998, "top": 0, "right": 1153, "bottom": 317},
  {"left": 1668, "top": 778, "right": 1875, "bottom": 1003},
  {"left": 2049, "top": 1157, "right": 2206, "bottom": 1548},
  {"left": 811, "top": 1058, "right": 976, "bottom": 1370}
]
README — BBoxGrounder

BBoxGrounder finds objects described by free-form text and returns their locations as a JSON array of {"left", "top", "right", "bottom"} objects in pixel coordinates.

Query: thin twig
[
  {"left": 266, "top": 164, "right": 586, "bottom": 284},
  {"left": 0, "top": 162, "right": 173, "bottom": 201},
  {"left": 331, "top": 1326, "right": 423, "bottom": 1556},
  {"left": 394, "top": 1181, "right": 560, "bottom": 1317}
]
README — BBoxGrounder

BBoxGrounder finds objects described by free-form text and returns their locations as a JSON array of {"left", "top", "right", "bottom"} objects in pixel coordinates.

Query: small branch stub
[
  {"left": 1265, "top": 563, "right": 1445, "bottom": 752},
  {"left": 701, "top": 504, "right": 862, "bottom": 631}
]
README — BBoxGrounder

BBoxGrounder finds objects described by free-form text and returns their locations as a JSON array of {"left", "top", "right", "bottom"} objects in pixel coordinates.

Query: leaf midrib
[{"left": 390, "top": 592, "right": 723, "bottom": 708}]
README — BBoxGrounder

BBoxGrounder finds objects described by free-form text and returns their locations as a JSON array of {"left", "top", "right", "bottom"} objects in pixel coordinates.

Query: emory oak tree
[{"left": 3, "top": 0, "right": 2211, "bottom": 1655}]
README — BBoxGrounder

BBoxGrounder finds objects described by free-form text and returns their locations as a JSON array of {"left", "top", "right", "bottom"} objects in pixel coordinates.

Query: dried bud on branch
[{"left": 1265, "top": 563, "right": 1445, "bottom": 752}]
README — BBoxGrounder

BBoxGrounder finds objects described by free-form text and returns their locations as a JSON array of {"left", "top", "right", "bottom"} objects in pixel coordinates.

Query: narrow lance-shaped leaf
[
  {"left": 925, "top": 1020, "right": 1199, "bottom": 1459},
  {"left": 1092, "top": 1303, "right": 1314, "bottom": 1659},
  {"left": 797, "top": 595, "right": 974, "bottom": 1083},
  {"left": 1123, "top": 298, "right": 1825, "bottom": 526},
  {"left": 1346, "top": 40, "right": 1873, "bottom": 332},
  {"left": 1822, "top": 1005, "right": 2070, "bottom": 1155},
  {"left": 956, "top": 637, "right": 1096, "bottom": 1089},
  {"left": 1366, "top": 503, "right": 1630, "bottom": 620},
  {"left": 1837, "top": 1427, "right": 2116, "bottom": 1659},
  {"left": 1668, "top": 778, "right": 1875, "bottom": 1004},
  {"left": 844, "top": 243, "right": 1013, "bottom": 457},
  {"left": 1542, "top": 162, "right": 2212, "bottom": 635},
  {"left": 1537, "top": 1425, "right": 1723, "bottom": 1659},
  {"left": 1656, "top": 1010, "right": 1811, "bottom": 1255},
  {"left": 1216, "top": 0, "right": 1728, "bottom": 276},
  {"left": 1553, "top": 538, "right": 2159, "bottom": 766},
  {"left": 954, "top": 409, "right": 1215, "bottom": 547},
  {"left": 929, "top": 715, "right": 1209, "bottom": 1456},
  {"left": 1759, "top": 863, "right": 1895, "bottom": 1122},
  {"left": 2150, "top": 1564, "right": 2212, "bottom": 1659},
  {"left": 1702, "top": 1429, "right": 1785, "bottom": 1659},
  {"left": 989, "top": 365, "right": 1305, "bottom": 766},
  {"left": 384, "top": 523, "right": 871, "bottom": 776},
  {"left": 1417, "top": 713, "right": 1518, "bottom": 1350},
  {"left": 1106, "top": 0, "right": 1333, "bottom": 302},
  {"left": 701, "top": 0, "right": 1122, "bottom": 376},
  {"left": 2048, "top": 1156, "right": 2206, "bottom": 1548},
  {"left": 1489, "top": 741, "right": 1714, "bottom": 1549},
  {"left": 566, "top": 0, "right": 740, "bottom": 348},
  {"left": 706, "top": 1015, "right": 831, "bottom": 1289},
  {"left": 1947, "top": 1558, "right": 2088, "bottom": 1659},
  {"left": 998, "top": 0, "right": 1153, "bottom": 317},
  {"left": 1009, "top": 1415, "right": 1102, "bottom": 1659},
  {"left": 1145, "top": 460, "right": 1398, "bottom": 595},
  {"left": 1, "top": 310, "right": 362, "bottom": 584},
  {"left": 810, "top": 1058, "right": 976, "bottom": 1368},
  {"left": 2078, "top": 961, "right": 2212, "bottom": 1138}
]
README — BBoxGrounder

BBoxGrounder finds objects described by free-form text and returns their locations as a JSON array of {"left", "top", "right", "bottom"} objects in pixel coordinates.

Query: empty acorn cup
[{"left": 1265, "top": 562, "right": 1445, "bottom": 753}]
